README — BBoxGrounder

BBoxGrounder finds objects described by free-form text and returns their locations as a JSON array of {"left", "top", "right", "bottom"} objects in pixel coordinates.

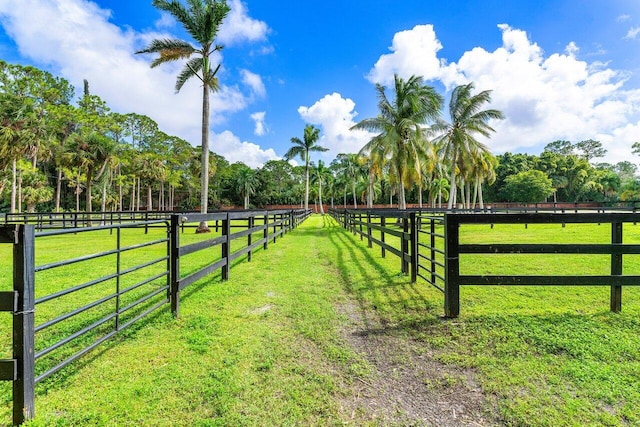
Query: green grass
[{"left": 0, "top": 215, "right": 638, "bottom": 425}]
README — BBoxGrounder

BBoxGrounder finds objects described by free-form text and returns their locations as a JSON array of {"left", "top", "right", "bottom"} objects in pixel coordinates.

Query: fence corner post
[
  {"left": 13, "top": 224, "right": 35, "bottom": 425},
  {"left": 170, "top": 215, "right": 180, "bottom": 317},
  {"left": 444, "top": 215, "right": 460, "bottom": 318}
]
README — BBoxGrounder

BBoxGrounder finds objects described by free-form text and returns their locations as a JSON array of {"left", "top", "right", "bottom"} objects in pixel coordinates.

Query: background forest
[{"left": 1, "top": 60, "right": 638, "bottom": 214}]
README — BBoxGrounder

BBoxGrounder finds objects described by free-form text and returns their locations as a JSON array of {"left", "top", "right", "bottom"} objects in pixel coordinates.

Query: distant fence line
[
  {"left": 329, "top": 207, "right": 640, "bottom": 318},
  {"left": 1, "top": 209, "right": 311, "bottom": 425}
]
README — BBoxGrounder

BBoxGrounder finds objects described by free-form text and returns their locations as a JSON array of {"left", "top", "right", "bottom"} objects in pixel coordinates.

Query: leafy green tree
[
  {"left": 352, "top": 74, "right": 442, "bottom": 209},
  {"left": 137, "top": 0, "right": 230, "bottom": 232},
  {"left": 434, "top": 82, "right": 503, "bottom": 209},
  {"left": 502, "top": 170, "right": 554, "bottom": 203},
  {"left": 544, "top": 140, "right": 574, "bottom": 156},
  {"left": 575, "top": 139, "right": 606, "bottom": 161},
  {"left": 284, "top": 124, "right": 328, "bottom": 210}
]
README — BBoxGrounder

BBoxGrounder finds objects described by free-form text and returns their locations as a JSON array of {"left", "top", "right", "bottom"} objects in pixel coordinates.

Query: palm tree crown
[
  {"left": 433, "top": 82, "right": 504, "bottom": 209},
  {"left": 284, "top": 124, "right": 328, "bottom": 210},
  {"left": 352, "top": 74, "right": 443, "bottom": 209},
  {"left": 136, "top": 0, "right": 230, "bottom": 232}
]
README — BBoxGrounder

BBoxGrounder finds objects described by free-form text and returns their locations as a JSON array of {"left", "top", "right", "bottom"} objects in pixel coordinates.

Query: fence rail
[
  {"left": 0, "top": 209, "right": 310, "bottom": 425},
  {"left": 330, "top": 208, "right": 640, "bottom": 318}
]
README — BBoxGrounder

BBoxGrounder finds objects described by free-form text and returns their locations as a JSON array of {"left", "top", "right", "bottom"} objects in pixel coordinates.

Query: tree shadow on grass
[{"left": 324, "top": 218, "right": 441, "bottom": 335}]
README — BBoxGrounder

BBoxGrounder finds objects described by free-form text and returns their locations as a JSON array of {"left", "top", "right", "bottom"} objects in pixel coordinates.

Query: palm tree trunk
[
  {"left": 479, "top": 182, "right": 485, "bottom": 209},
  {"left": 130, "top": 179, "right": 135, "bottom": 211},
  {"left": 197, "top": 80, "right": 211, "bottom": 233},
  {"left": 418, "top": 185, "right": 423, "bottom": 208},
  {"left": 147, "top": 185, "right": 153, "bottom": 211},
  {"left": 304, "top": 161, "right": 310, "bottom": 210},
  {"left": 55, "top": 169, "right": 63, "bottom": 212},
  {"left": 10, "top": 159, "right": 16, "bottom": 214},
  {"left": 86, "top": 168, "right": 93, "bottom": 214},
  {"left": 17, "top": 172, "right": 22, "bottom": 213},
  {"left": 136, "top": 178, "right": 141, "bottom": 211},
  {"left": 319, "top": 181, "right": 324, "bottom": 215},
  {"left": 448, "top": 168, "right": 457, "bottom": 209},
  {"left": 76, "top": 177, "right": 80, "bottom": 212},
  {"left": 352, "top": 183, "right": 357, "bottom": 209}
]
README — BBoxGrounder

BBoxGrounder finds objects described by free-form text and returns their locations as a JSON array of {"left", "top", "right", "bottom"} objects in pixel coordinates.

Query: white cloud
[
  {"left": 298, "top": 93, "right": 375, "bottom": 158},
  {"left": 241, "top": 69, "right": 266, "bottom": 98},
  {"left": 367, "top": 23, "right": 640, "bottom": 164},
  {"left": 213, "top": 130, "right": 279, "bottom": 168},
  {"left": 154, "top": 12, "right": 175, "bottom": 29},
  {"left": 367, "top": 24, "right": 443, "bottom": 86},
  {"left": 624, "top": 26, "right": 640, "bottom": 40},
  {"left": 250, "top": 111, "right": 267, "bottom": 136},
  {"left": 617, "top": 14, "right": 632, "bottom": 22},
  {"left": 218, "top": 0, "right": 269, "bottom": 45}
]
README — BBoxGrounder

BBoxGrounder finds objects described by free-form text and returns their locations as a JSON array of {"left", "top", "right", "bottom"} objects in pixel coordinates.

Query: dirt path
[{"left": 337, "top": 299, "right": 499, "bottom": 426}]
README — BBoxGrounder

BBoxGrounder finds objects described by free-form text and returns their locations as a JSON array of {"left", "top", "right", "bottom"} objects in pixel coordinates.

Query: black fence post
[
  {"left": 263, "top": 213, "right": 269, "bottom": 250},
  {"left": 380, "top": 216, "right": 386, "bottom": 258},
  {"left": 444, "top": 215, "right": 460, "bottom": 318},
  {"left": 410, "top": 212, "right": 418, "bottom": 283},
  {"left": 170, "top": 215, "right": 180, "bottom": 316},
  {"left": 367, "top": 213, "right": 372, "bottom": 248},
  {"left": 247, "top": 216, "right": 254, "bottom": 262},
  {"left": 13, "top": 224, "right": 35, "bottom": 425},
  {"left": 222, "top": 214, "right": 230, "bottom": 281},
  {"left": 401, "top": 216, "right": 409, "bottom": 274},
  {"left": 430, "top": 218, "right": 436, "bottom": 285},
  {"left": 611, "top": 221, "right": 623, "bottom": 312}
]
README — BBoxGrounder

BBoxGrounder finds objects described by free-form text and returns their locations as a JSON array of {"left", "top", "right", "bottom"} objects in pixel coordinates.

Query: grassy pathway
[{"left": 2, "top": 214, "right": 638, "bottom": 426}]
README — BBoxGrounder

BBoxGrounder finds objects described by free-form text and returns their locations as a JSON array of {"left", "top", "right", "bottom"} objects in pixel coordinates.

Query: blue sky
[{"left": 1, "top": 0, "right": 640, "bottom": 167}]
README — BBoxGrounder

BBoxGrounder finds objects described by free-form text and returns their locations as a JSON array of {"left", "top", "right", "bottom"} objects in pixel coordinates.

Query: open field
[{"left": 0, "top": 214, "right": 639, "bottom": 425}]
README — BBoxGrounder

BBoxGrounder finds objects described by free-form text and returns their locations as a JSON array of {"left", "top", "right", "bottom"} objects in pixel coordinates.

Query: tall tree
[
  {"left": 352, "top": 74, "right": 442, "bottom": 209},
  {"left": 433, "top": 82, "right": 503, "bottom": 209},
  {"left": 284, "top": 124, "right": 328, "bottom": 210},
  {"left": 137, "top": 0, "right": 230, "bottom": 232}
]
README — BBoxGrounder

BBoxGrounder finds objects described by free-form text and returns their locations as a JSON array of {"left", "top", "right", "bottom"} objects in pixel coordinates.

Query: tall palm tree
[
  {"left": 433, "top": 82, "right": 503, "bottom": 209},
  {"left": 136, "top": 0, "right": 230, "bottom": 233},
  {"left": 311, "top": 160, "right": 332, "bottom": 214},
  {"left": 284, "top": 124, "right": 328, "bottom": 210},
  {"left": 351, "top": 74, "right": 443, "bottom": 209}
]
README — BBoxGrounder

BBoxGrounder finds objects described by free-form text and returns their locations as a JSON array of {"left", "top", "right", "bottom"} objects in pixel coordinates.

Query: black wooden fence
[
  {"left": 330, "top": 208, "right": 640, "bottom": 318},
  {"left": 0, "top": 209, "right": 310, "bottom": 425}
]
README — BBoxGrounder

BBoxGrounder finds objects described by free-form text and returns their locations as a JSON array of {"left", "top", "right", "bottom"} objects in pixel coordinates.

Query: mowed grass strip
[{"left": 0, "top": 215, "right": 366, "bottom": 426}]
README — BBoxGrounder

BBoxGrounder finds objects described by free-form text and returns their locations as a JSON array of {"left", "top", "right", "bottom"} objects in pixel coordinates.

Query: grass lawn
[{"left": 0, "top": 214, "right": 638, "bottom": 426}]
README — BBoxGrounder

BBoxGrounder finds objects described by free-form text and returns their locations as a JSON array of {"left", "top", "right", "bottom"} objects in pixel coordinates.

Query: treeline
[{"left": 1, "top": 60, "right": 638, "bottom": 213}]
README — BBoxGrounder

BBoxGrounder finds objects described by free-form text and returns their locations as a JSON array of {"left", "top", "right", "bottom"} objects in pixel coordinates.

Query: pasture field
[{"left": 0, "top": 215, "right": 638, "bottom": 426}]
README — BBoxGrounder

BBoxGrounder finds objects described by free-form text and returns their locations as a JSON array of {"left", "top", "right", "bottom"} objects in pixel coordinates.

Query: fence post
[
  {"left": 410, "top": 212, "right": 418, "bottom": 283},
  {"left": 13, "top": 224, "right": 35, "bottom": 425},
  {"left": 444, "top": 215, "right": 460, "bottom": 318},
  {"left": 263, "top": 213, "right": 269, "bottom": 250},
  {"left": 222, "top": 214, "right": 230, "bottom": 281},
  {"left": 380, "top": 216, "right": 386, "bottom": 258},
  {"left": 401, "top": 216, "right": 409, "bottom": 274},
  {"left": 367, "top": 213, "right": 372, "bottom": 248},
  {"left": 247, "top": 216, "right": 254, "bottom": 262},
  {"left": 611, "top": 221, "right": 623, "bottom": 312},
  {"left": 430, "top": 218, "right": 436, "bottom": 285},
  {"left": 170, "top": 215, "right": 180, "bottom": 316}
]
